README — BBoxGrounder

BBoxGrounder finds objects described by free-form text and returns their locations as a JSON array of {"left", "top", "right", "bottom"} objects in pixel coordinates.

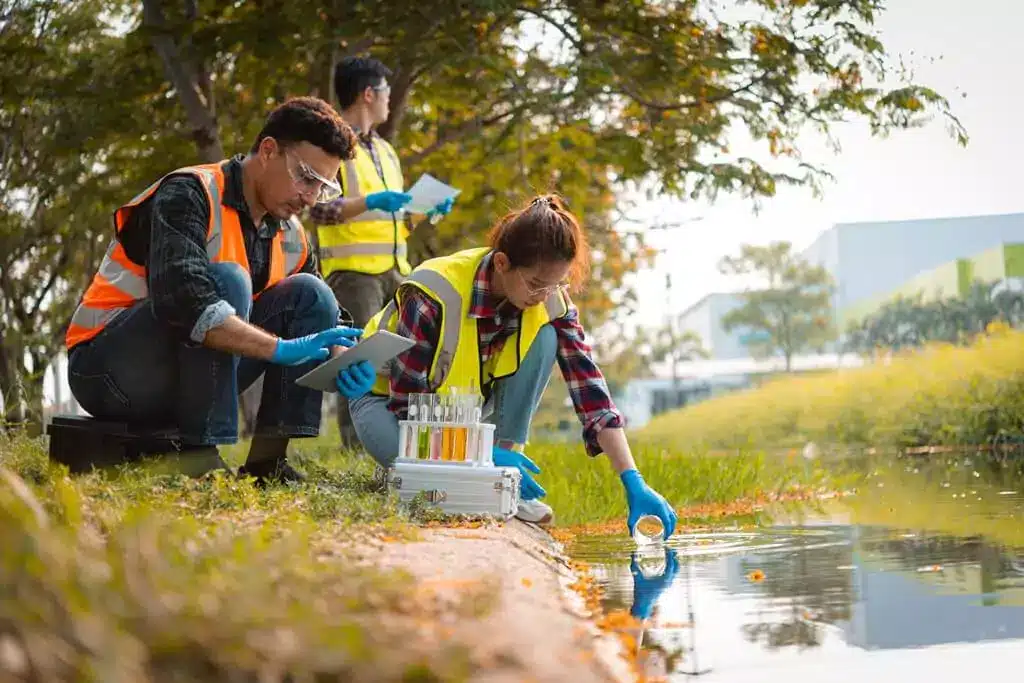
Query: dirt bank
[{"left": 348, "top": 520, "right": 632, "bottom": 683}]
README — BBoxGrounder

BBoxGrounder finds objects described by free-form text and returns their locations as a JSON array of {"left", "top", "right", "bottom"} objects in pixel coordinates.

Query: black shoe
[{"left": 237, "top": 456, "right": 307, "bottom": 486}]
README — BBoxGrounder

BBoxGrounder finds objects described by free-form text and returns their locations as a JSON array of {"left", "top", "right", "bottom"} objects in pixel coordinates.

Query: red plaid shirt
[{"left": 387, "top": 252, "right": 624, "bottom": 456}]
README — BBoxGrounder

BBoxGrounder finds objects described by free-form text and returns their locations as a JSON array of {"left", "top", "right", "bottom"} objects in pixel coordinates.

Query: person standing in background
[{"left": 309, "top": 56, "right": 455, "bottom": 447}]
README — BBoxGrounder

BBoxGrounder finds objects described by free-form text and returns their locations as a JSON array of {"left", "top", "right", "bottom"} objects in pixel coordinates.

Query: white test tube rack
[{"left": 396, "top": 416, "right": 495, "bottom": 466}]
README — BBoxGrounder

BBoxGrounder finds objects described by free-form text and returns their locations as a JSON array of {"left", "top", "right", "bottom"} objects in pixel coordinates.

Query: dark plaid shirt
[
  {"left": 118, "top": 155, "right": 321, "bottom": 341},
  {"left": 388, "top": 251, "right": 624, "bottom": 456}
]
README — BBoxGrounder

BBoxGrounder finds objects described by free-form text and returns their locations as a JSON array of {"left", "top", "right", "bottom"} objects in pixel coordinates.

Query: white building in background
[
  {"left": 674, "top": 212, "right": 1024, "bottom": 362},
  {"left": 617, "top": 353, "right": 864, "bottom": 428},
  {"left": 801, "top": 212, "right": 1024, "bottom": 334}
]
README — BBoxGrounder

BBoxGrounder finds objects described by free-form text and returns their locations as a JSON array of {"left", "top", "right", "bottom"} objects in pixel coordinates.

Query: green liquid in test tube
[{"left": 417, "top": 394, "right": 432, "bottom": 459}]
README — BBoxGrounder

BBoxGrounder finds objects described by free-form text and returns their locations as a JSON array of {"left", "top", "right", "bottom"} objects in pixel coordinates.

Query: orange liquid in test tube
[
  {"left": 453, "top": 394, "right": 468, "bottom": 461},
  {"left": 440, "top": 393, "right": 454, "bottom": 460}
]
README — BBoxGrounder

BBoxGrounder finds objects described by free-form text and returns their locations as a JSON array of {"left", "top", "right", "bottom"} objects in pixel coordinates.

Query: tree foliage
[
  {"left": 719, "top": 241, "right": 835, "bottom": 370},
  {"left": 844, "top": 281, "right": 1024, "bottom": 356},
  {"left": 1, "top": 0, "right": 965, "bottom": 419}
]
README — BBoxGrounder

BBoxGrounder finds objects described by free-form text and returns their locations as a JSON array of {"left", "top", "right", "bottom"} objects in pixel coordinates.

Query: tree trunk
[
  {"left": 0, "top": 339, "right": 21, "bottom": 424},
  {"left": 142, "top": 0, "right": 224, "bottom": 162}
]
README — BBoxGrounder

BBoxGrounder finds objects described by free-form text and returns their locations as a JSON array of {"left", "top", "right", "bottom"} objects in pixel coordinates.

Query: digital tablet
[{"left": 294, "top": 330, "right": 415, "bottom": 392}]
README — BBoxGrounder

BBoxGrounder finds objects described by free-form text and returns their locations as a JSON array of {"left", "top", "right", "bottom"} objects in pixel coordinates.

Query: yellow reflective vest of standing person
[
  {"left": 318, "top": 134, "right": 411, "bottom": 276},
  {"left": 362, "top": 247, "right": 569, "bottom": 397}
]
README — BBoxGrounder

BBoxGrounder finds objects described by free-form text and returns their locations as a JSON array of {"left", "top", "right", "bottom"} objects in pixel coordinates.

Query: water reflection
[{"left": 572, "top": 524, "right": 1024, "bottom": 680}]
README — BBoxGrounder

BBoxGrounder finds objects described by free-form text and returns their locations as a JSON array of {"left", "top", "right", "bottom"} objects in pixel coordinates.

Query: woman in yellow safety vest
[{"left": 350, "top": 195, "right": 677, "bottom": 536}]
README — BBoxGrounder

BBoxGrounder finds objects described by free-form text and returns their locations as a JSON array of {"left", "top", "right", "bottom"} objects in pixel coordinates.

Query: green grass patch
[
  {"left": 640, "top": 324, "right": 1024, "bottom": 452},
  {"left": 527, "top": 439, "right": 844, "bottom": 528}
]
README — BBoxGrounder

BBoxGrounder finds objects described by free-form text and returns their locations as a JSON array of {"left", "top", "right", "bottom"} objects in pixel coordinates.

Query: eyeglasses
[
  {"left": 516, "top": 269, "right": 566, "bottom": 297},
  {"left": 284, "top": 151, "right": 342, "bottom": 203}
]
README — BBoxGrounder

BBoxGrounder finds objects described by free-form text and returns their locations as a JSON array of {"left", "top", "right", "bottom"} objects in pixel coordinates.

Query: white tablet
[{"left": 294, "top": 330, "right": 415, "bottom": 392}]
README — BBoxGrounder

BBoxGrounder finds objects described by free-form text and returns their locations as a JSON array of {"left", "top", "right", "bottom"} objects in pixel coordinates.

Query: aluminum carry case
[
  {"left": 385, "top": 393, "right": 522, "bottom": 518},
  {"left": 386, "top": 461, "right": 521, "bottom": 518}
]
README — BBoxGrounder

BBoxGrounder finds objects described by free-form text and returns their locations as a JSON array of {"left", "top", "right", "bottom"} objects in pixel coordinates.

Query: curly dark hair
[{"left": 250, "top": 96, "right": 357, "bottom": 160}]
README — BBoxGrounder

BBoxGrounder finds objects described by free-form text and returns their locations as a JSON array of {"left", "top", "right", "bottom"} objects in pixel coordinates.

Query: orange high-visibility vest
[{"left": 65, "top": 162, "right": 310, "bottom": 349}]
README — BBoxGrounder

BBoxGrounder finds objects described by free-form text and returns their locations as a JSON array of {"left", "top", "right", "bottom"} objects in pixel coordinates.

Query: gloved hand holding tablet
[{"left": 294, "top": 330, "right": 415, "bottom": 392}]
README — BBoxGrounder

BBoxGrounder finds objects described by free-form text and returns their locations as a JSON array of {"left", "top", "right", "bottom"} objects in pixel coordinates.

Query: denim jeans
[
  {"left": 324, "top": 267, "right": 405, "bottom": 448},
  {"left": 350, "top": 323, "right": 558, "bottom": 467},
  {"left": 68, "top": 263, "right": 340, "bottom": 446}
]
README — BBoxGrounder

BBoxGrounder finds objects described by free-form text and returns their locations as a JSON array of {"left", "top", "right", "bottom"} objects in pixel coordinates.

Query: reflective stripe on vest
[
  {"left": 317, "top": 135, "right": 410, "bottom": 276},
  {"left": 363, "top": 248, "right": 568, "bottom": 395},
  {"left": 320, "top": 242, "right": 408, "bottom": 259},
  {"left": 66, "top": 163, "right": 309, "bottom": 349}
]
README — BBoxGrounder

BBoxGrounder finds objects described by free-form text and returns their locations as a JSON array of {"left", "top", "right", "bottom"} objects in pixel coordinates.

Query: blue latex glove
[
  {"left": 492, "top": 446, "right": 546, "bottom": 501},
  {"left": 365, "top": 190, "right": 412, "bottom": 213},
  {"left": 426, "top": 196, "right": 455, "bottom": 221},
  {"left": 621, "top": 469, "right": 678, "bottom": 539},
  {"left": 630, "top": 547, "right": 680, "bottom": 619},
  {"left": 335, "top": 360, "right": 376, "bottom": 399},
  {"left": 270, "top": 326, "right": 362, "bottom": 366}
]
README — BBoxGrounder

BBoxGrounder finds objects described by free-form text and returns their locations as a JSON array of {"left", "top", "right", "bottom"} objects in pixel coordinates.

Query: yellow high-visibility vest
[
  {"left": 362, "top": 247, "right": 569, "bottom": 397},
  {"left": 318, "top": 134, "right": 411, "bottom": 276}
]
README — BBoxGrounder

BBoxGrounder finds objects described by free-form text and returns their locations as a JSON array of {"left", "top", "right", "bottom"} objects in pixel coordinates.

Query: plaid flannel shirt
[
  {"left": 387, "top": 252, "right": 624, "bottom": 456},
  {"left": 117, "top": 155, "right": 323, "bottom": 342}
]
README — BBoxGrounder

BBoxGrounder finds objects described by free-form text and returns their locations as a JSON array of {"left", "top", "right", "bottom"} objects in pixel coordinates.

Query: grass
[
  {"left": 641, "top": 322, "right": 1024, "bottom": 453},
  {"left": 523, "top": 440, "right": 842, "bottom": 528},
  {"left": 0, "top": 431, "right": 493, "bottom": 682}
]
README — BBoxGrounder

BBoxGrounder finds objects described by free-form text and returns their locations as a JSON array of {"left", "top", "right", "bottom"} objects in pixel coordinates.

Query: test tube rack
[
  {"left": 396, "top": 418, "right": 495, "bottom": 465},
  {"left": 395, "top": 390, "right": 494, "bottom": 465}
]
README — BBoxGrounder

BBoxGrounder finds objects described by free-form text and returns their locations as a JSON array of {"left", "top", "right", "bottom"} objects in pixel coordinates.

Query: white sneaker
[{"left": 515, "top": 498, "right": 554, "bottom": 525}]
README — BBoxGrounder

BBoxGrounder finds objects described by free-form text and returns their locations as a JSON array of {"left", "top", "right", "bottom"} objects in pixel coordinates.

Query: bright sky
[{"left": 628, "top": 0, "right": 1024, "bottom": 330}]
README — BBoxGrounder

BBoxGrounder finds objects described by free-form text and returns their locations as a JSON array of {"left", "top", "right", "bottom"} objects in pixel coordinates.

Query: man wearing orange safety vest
[
  {"left": 65, "top": 97, "right": 378, "bottom": 483},
  {"left": 309, "top": 56, "right": 456, "bottom": 447}
]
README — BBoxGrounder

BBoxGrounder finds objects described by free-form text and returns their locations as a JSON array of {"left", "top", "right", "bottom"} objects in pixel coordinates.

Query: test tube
[
  {"left": 453, "top": 392, "right": 469, "bottom": 461},
  {"left": 417, "top": 394, "right": 432, "bottom": 459},
  {"left": 441, "top": 389, "right": 456, "bottom": 461},
  {"left": 397, "top": 419, "right": 408, "bottom": 461},
  {"left": 468, "top": 406, "right": 483, "bottom": 465},
  {"left": 406, "top": 398, "right": 419, "bottom": 459},
  {"left": 430, "top": 395, "right": 443, "bottom": 460}
]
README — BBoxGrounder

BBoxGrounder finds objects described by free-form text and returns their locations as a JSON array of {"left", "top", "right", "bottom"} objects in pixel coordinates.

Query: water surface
[{"left": 570, "top": 458, "right": 1024, "bottom": 680}]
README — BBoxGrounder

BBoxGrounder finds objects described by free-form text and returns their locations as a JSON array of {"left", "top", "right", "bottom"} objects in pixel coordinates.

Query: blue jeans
[
  {"left": 350, "top": 324, "right": 558, "bottom": 467},
  {"left": 67, "top": 263, "right": 339, "bottom": 446}
]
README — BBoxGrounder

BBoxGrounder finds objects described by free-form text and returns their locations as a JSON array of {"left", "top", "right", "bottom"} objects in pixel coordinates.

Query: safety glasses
[
  {"left": 516, "top": 269, "right": 567, "bottom": 297},
  {"left": 284, "top": 151, "right": 342, "bottom": 204}
]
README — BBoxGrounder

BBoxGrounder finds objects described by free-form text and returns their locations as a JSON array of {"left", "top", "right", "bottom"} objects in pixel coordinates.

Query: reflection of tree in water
[
  {"left": 740, "top": 534, "right": 855, "bottom": 651},
  {"left": 742, "top": 608, "right": 820, "bottom": 648},
  {"left": 859, "top": 529, "right": 1024, "bottom": 600}
]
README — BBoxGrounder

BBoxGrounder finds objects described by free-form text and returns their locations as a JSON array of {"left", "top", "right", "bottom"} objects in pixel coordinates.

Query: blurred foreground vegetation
[{"left": 0, "top": 433, "right": 494, "bottom": 682}]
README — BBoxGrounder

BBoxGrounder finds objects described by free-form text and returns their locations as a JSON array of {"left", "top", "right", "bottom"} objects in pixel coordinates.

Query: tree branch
[
  {"left": 141, "top": 0, "right": 223, "bottom": 162},
  {"left": 405, "top": 98, "right": 535, "bottom": 165}
]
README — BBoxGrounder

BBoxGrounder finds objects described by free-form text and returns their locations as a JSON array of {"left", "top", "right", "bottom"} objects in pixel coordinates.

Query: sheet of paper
[{"left": 404, "top": 173, "right": 461, "bottom": 214}]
